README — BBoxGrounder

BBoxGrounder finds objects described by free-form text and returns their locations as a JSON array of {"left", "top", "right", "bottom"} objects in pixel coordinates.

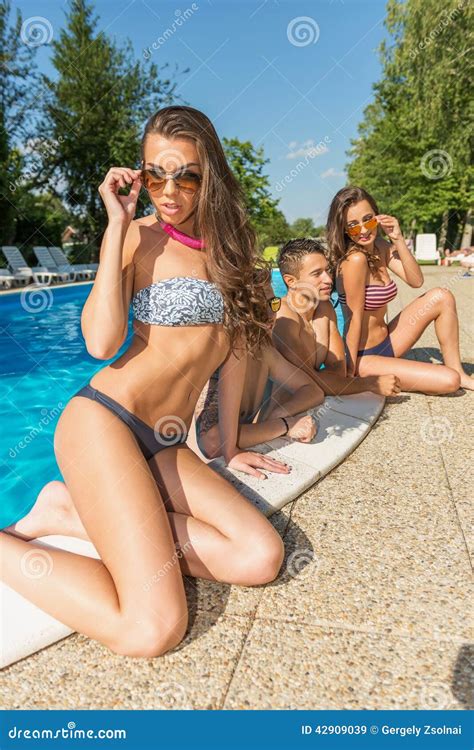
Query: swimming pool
[{"left": 1, "top": 272, "right": 342, "bottom": 527}]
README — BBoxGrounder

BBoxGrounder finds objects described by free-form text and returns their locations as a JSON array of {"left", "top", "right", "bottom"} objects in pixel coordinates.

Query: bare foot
[
  {"left": 459, "top": 372, "right": 474, "bottom": 391},
  {"left": 4, "top": 481, "right": 88, "bottom": 541}
]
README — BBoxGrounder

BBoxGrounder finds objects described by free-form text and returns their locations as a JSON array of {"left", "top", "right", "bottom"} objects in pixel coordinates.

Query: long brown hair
[
  {"left": 326, "top": 186, "right": 380, "bottom": 273},
  {"left": 141, "top": 105, "right": 272, "bottom": 354}
]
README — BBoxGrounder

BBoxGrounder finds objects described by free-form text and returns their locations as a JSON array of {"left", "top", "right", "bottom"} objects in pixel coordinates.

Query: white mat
[{"left": 1, "top": 392, "right": 384, "bottom": 669}]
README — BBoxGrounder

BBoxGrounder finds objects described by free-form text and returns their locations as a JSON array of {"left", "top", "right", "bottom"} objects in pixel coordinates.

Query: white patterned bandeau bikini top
[{"left": 132, "top": 275, "right": 224, "bottom": 326}]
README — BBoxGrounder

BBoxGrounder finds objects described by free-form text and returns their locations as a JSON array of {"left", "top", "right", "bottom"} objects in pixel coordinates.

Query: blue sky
[{"left": 15, "top": 0, "right": 391, "bottom": 225}]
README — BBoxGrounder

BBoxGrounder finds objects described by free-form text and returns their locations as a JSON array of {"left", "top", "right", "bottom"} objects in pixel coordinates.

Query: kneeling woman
[
  {"left": 327, "top": 186, "right": 472, "bottom": 394},
  {"left": 1, "top": 106, "right": 287, "bottom": 659}
]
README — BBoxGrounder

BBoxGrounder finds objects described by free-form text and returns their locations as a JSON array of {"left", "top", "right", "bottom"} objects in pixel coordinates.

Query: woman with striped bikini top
[
  {"left": 327, "top": 185, "right": 473, "bottom": 395},
  {"left": 338, "top": 278, "right": 398, "bottom": 311}
]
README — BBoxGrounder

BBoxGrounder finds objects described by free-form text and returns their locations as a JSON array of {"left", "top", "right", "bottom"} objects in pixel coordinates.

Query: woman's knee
[
  {"left": 236, "top": 530, "right": 285, "bottom": 586},
  {"left": 429, "top": 287, "right": 455, "bottom": 309},
  {"left": 109, "top": 608, "right": 188, "bottom": 658},
  {"left": 440, "top": 368, "right": 461, "bottom": 394}
]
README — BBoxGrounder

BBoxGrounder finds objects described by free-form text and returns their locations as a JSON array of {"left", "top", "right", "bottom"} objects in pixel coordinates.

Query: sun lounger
[
  {"left": 1, "top": 246, "right": 58, "bottom": 286},
  {"left": 0, "top": 269, "right": 16, "bottom": 289},
  {"left": 33, "top": 247, "right": 75, "bottom": 283},
  {"left": 415, "top": 234, "right": 440, "bottom": 263},
  {"left": 48, "top": 247, "right": 97, "bottom": 280}
]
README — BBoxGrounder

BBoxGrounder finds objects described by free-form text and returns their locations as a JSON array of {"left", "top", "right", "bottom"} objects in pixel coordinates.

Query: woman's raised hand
[
  {"left": 376, "top": 214, "right": 403, "bottom": 242},
  {"left": 98, "top": 167, "right": 142, "bottom": 225}
]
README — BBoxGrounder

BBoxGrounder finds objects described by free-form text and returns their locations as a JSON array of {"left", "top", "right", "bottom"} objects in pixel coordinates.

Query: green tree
[
  {"left": 223, "top": 137, "right": 290, "bottom": 249},
  {"left": 12, "top": 192, "right": 73, "bottom": 265},
  {"left": 290, "top": 217, "right": 317, "bottom": 237},
  {"left": 40, "top": 0, "right": 181, "bottom": 259},
  {"left": 0, "top": 0, "right": 39, "bottom": 245},
  {"left": 347, "top": 0, "right": 473, "bottom": 248}
]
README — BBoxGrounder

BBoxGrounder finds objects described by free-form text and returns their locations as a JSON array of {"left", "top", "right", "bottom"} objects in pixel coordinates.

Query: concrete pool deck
[{"left": 1, "top": 266, "right": 472, "bottom": 710}]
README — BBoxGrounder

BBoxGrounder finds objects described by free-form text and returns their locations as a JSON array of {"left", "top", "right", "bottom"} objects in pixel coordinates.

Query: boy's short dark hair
[{"left": 277, "top": 238, "right": 327, "bottom": 280}]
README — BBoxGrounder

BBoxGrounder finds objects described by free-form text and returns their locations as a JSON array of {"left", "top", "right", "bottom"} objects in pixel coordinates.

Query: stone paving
[{"left": 1, "top": 267, "right": 472, "bottom": 710}]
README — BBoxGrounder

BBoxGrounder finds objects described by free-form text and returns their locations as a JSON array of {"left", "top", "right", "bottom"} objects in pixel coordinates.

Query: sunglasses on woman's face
[
  {"left": 346, "top": 216, "right": 378, "bottom": 239},
  {"left": 141, "top": 167, "right": 202, "bottom": 194},
  {"left": 268, "top": 296, "right": 281, "bottom": 312}
]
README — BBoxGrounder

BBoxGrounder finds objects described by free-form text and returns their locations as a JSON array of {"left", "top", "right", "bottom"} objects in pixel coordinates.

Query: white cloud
[
  {"left": 285, "top": 138, "right": 330, "bottom": 160},
  {"left": 320, "top": 167, "right": 345, "bottom": 178}
]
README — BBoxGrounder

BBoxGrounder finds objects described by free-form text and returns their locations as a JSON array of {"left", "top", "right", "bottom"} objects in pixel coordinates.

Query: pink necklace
[{"left": 157, "top": 215, "right": 205, "bottom": 250}]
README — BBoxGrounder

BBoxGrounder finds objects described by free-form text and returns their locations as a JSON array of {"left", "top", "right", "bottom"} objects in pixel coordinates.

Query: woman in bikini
[
  {"left": 1, "top": 105, "right": 288, "bottom": 658},
  {"left": 327, "top": 186, "right": 473, "bottom": 394}
]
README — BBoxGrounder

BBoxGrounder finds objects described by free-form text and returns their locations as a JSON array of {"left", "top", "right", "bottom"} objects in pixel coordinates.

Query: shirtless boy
[
  {"left": 273, "top": 238, "right": 401, "bottom": 397},
  {"left": 194, "top": 283, "right": 325, "bottom": 471}
]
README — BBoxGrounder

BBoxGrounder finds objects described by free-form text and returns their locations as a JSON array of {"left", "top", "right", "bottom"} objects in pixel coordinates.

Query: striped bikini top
[
  {"left": 132, "top": 276, "right": 224, "bottom": 326},
  {"left": 338, "top": 279, "right": 398, "bottom": 311}
]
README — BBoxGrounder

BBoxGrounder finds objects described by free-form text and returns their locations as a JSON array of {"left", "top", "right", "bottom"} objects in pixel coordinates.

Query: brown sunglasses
[
  {"left": 346, "top": 216, "right": 378, "bottom": 239},
  {"left": 141, "top": 167, "right": 202, "bottom": 195}
]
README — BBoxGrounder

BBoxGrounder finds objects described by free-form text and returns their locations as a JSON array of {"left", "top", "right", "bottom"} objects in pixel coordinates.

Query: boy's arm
[
  {"left": 272, "top": 314, "right": 347, "bottom": 396},
  {"left": 272, "top": 308, "right": 385, "bottom": 397},
  {"left": 217, "top": 342, "right": 289, "bottom": 478},
  {"left": 321, "top": 303, "right": 346, "bottom": 374},
  {"left": 217, "top": 345, "right": 247, "bottom": 463},
  {"left": 266, "top": 346, "right": 324, "bottom": 418}
]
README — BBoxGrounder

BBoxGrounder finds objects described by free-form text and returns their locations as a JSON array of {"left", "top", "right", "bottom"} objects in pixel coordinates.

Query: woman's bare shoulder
[
  {"left": 133, "top": 214, "right": 155, "bottom": 227},
  {"left": 340, "top": 250, "right": 368, "bottom": 269},
  {"left": 127, "top": 215, "right": 166, "bottom": 256}
]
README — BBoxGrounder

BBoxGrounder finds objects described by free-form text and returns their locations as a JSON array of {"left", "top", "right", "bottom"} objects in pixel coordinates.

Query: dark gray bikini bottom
[{"left": 73, "top": 384, "right": 187, "bottom": 460}]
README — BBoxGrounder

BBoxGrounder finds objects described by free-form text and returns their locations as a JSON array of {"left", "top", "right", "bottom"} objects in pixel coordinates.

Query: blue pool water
[{"left": 1, "top": 272, "right": 342, "bottom": 527}]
